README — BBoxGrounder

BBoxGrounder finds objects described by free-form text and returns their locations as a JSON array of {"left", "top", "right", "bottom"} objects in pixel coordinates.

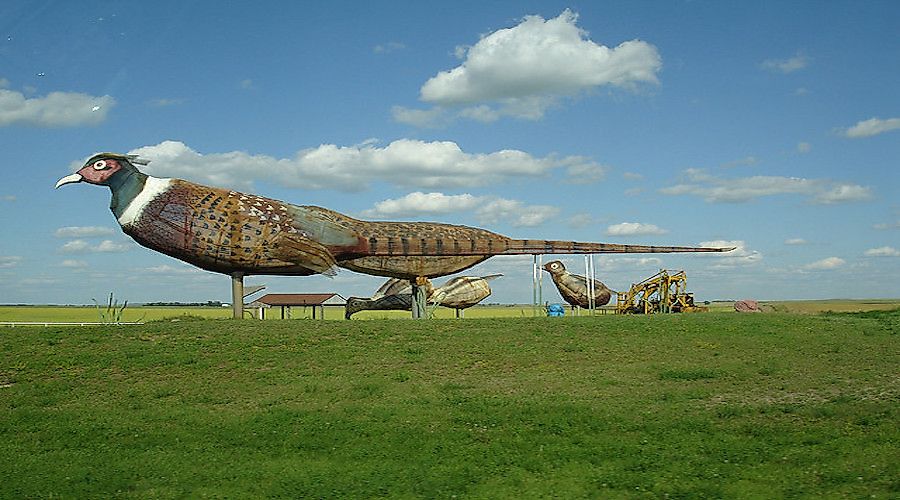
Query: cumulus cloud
[
  {"left": 145, "top": 264, "right": 207, "bottom": 274},
  {"left": 597, "top": 255, "right": 663, "bottom": 271},
  {"left": 721, "top": 156, "right": 758, "bottom": 168},
  {"left": 864, "top": 246, "right": 900, "bottom": 257},
  {"left": 785, "top": 238, "right": 807, "bottom": 245},
  {"left": 403, "top": 9, "right": 661, "bottom": 123},
  {"left": 873, "top": 220, "right": 900, "bottom": 230},
  {"left": 660, "top": 169, "right": 872, "bottom": 204},
  {"left": 812, "top": 184, "right": 873, "bottom": 204},
  {"left": 361, "top": 192, "right": 559, "bottom": 227},
  {"left": 0, "top": 88, "right": 114, "bottom": 127},
  {"left": 0, "top": 256, "right": 22, "bottom": 268},
  {"left": 696, "top": 240, "right": 762, "bottom": 268},
  {"left": 129, "top": 140, "right": 596, "bottom": 192},
  {"left": 374, "top": 41, "right": 406, "bottom": 54},
  {"left": 59, "top": 239, "right": 133, "bottom": 254},
  {"left": 476, "top": 198, "right": 560, "bottom": 227},
  {"left": 60, "top": 259, "right": 87, "bottom": 268},
  {"left": 361, "top": 192, "right": 482, "bottom": 218},
  {"left": 391, "top": 106, "right": 446, "bottom": 128},
  {"left": 803, "top": 257, "right": 845, "bottom": 270},
  {"left": 54, "top": 226, "right": 116, "bottom": 238},
  {"left": 605, "top": 222, "right": 667, "bottom": 236},
  {"left": 842, "top": 117, "right": 900, "bottom": 138},
  {"left": 760, "top": 52, "right": 809, "bottom": 73}
]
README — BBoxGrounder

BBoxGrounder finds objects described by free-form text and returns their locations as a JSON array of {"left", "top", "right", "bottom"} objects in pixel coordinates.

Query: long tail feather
[{"left": 503, "top": 240, "right": 736, "bottom": 255}]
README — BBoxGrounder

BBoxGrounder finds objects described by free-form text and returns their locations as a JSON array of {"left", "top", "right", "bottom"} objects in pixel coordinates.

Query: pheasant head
[
  {"left": 55, "top": 153, "right": 147, "bottom": 189},
  {"left": 543, "top": 260, "right": 567, "bottom": 275}
]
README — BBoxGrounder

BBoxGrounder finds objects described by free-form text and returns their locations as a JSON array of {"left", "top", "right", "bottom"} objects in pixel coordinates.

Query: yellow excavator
[{"left": 615, "top": 269, "right": 708, "bottom": 314}]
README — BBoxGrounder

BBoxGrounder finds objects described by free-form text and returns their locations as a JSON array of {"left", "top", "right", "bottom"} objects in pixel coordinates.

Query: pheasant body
[
  {"left": 543, "top": 260, "right": 612, "bottom": 308},
  {"left": 56, "top": 153, "right": 735, "bottom": 280}
]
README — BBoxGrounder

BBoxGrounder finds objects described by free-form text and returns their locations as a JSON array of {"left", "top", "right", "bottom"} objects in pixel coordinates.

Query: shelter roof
[{"left": 254, "top": 293, "right": 346, "bottom": 306}]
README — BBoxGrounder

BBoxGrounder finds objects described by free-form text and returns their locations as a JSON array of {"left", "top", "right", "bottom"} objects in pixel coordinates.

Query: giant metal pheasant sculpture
[
  {"left": 56, "top": 153, "right": 733, "bottom": 281},
  {"left": 543, "top": 260, "right": 612, "bottom": 308}
]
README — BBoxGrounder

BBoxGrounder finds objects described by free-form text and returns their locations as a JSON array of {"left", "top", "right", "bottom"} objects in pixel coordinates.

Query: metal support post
[{"left": 231, "top": 273, "right": 244, "bottom": 319}]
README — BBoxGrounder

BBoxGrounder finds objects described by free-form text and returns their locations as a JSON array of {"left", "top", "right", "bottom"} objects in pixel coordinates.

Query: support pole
[
  {"left": 410, "top": 278, "right": 427, "bottom": 319},
  {"left": 231, "top": 273, "right": 244, "bottom": 319},
  {"left": 532, "top": 255, "right": 537, "bottom": 316}
]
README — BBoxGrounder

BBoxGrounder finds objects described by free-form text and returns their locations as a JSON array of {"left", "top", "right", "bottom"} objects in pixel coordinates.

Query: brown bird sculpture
[
  {"left": 543, "top": 260, "right": 612, "bottom": 308},
  {"left": 56, "top": 153, "right": 734, "bottom": 281},
  {"left": 344, "top": 274, "right": 501, "bottom": 319}
]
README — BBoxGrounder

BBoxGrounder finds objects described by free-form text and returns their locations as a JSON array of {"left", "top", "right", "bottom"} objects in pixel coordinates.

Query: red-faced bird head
[
  {"left": 542, "top": 260, "right": 566, "bottom": 274},
  {"left": 55, "top": 153, "right": 146, "bottom": 188}
]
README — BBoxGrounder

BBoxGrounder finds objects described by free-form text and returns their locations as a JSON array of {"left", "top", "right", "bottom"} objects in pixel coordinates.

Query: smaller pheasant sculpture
[
  {"left": 56, "top": 153, "right": 734, "bottom": 283},
  {"left": 344, "top": 274, "right": 501, "bottom": 319},
  {"left": 543, "top": 260, "right": 612, "bottom": 309}
]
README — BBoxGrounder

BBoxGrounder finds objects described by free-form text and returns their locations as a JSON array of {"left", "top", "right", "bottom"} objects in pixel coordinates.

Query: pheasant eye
[{"left": 92, "top": 160, "right": 108, "bottom": 170}]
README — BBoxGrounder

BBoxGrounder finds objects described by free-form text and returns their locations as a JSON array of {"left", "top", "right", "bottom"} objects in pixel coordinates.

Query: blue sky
[{"left": 1, "top": 1, "right": 898, "bottom": 305}]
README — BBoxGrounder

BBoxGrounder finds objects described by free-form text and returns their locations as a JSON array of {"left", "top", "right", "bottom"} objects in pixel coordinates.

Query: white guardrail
[{"left": 0, "top": 322, "right": 145, "bottom": 327}]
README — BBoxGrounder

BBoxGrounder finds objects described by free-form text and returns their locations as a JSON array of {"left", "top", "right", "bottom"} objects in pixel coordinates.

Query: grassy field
[
  {"left": 2, "top": 298, "right": 899, "bottom": 322},
  {"left": 1, "top": 309, "right": 897, "bottom": 497}
]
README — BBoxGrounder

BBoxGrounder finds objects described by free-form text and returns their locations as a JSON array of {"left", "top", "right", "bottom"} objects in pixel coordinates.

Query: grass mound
[{"left": 2, "top": 313, "right": 897, "bottom": 497}]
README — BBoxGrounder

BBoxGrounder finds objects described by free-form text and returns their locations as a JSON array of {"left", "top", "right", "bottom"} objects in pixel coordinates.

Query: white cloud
[
  {"left": 622, "top": 172, "right": 644, "bottom": 181},
  {"left": 785, "top": 238, "right": 807, "bottom": 245},
  {"left": 59, "top": 239, "right": 132, "bottom": 254},
  {"left": 660, "top": 169, "right": 872, "bottom": 204},
  {"left": 812, "top": 184, "right": 873, "bottom": 204},
  {"left": 721, "top": 156, "right": 758, "bottom": 168},
  {"left": 361, "top": 192, "right": 482, "bottom": 218},
  {"left": 797, "top": 142, "right": 811, "bottom": 153},
  {"left": 374, "top": 42, "right": 406, "bottom": 54},
  {"left": 129, "top": 139, "right": 588, "bottom": 192},
  {"left": 564, "top": 162, "right": 608, "bottom": 183},
  {"left": 864, "top": 246, "right": 900, "bottom": 257},
  {"left": 60, "top": 259, "right": 87, "bottom": 268},
  {"left": 415, "top": 9, "right": 661, "bottom": 121},
  {"left": 597, "top": 255, "right": 663, "bottom": 271},
  {"left": 761, "top": 52, "right": 809, "bottom": 73},
  {"left": 475, "top": 198, "right": 560, "bottom": 227},
  {"left": 361, "top": 192, "right": 559, "bottom": 227},
  {"left": 873, "top": 220, "right": 900, "bottom": 230},
  {"left": 843, "top": 117, "right": 900, "bottom": 138},
  {"left": 605, "top": 222, "right": 668, "bottom": 236},
  {"left": 803, "top": 257, "right": 845, "bottom": 270},
  {"left": 1, "top": 195, "right": 14, "bottom": 202},
  {"left": 148, "top": 98, "right": 184, "bottom": 107},
  {"left": 54, "top": 226, "right": 116, "bottom": 238},
  {"left": 145, "top": 264, "right": 206, "bottom": 274},
  {"left": 391, "top": 106, "right": 446, "bottom": 127},
  {"left": 0, "top": 88, "right": 114, "bottom": 127},
  {"left": 567, "top": 213, "right": 594, "bottom": 228},
  {"left": 0, "top": 256, "right": 22, "bottom": 268},
  {"left": 696, "top": 240, "right": 762, "bottom": 268}
]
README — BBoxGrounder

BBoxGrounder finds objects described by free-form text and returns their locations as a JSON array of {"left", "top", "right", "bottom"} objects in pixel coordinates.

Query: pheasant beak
[{"left": 55, "top": 173, "right": 83, "bottom": 189}]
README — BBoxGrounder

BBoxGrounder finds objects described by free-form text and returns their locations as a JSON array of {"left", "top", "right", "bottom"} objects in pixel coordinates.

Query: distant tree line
[{"left": 142, "top": 301, "right": 226, "bottom": 307}]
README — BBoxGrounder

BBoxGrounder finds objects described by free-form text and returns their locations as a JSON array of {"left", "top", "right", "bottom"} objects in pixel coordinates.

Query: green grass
[
  {"left": 3, "top": 298, "right": 899, "bottom": 323},
  {"left": 2, "top": 311, "right": 898, "bottom": 497}
]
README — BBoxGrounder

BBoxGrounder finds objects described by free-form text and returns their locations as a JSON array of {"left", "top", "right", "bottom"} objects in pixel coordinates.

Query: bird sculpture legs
[
  {"left": 410, "top": 276, "right": 428, "bottom": 319},
  {"left": 231, "top": 272, "right": 244, "bottom": 319}
]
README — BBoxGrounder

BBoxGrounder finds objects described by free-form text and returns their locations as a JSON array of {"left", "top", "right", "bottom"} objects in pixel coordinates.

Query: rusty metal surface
[
  {"left": 57, "top": 154, "right": 735, "bottom": 281},
  {"left": 543, "top": 260, "right": 612, "bottom": 308}
]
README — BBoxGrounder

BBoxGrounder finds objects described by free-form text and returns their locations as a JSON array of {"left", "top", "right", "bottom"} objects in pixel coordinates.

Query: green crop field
[
  {"left": 2, "top": 298, "right": 899, "bottom": 323},
  {"left": 2, "top": 309, "right": 898, "bottom": 497}
]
